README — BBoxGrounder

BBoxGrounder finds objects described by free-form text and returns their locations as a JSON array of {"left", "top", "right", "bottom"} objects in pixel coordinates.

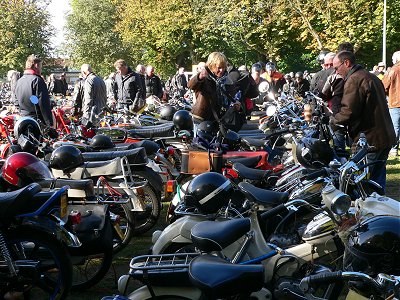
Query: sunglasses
[{"left": 334, "top": 61, "right": 345, "bottom": 71}]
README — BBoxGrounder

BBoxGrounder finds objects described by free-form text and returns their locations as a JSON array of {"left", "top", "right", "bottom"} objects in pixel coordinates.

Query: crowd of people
[{"left": 5, "top": 44, "right": 400, "bottom": 192}]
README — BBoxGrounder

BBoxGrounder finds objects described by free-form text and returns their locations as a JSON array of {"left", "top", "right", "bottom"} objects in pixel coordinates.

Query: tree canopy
[{"left": 1, "top": 0, "right": 400, "bottom": 78}]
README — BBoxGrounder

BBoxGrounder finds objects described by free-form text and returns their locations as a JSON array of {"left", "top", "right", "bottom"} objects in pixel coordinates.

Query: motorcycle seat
[
  {"left": 240, "top": 122, "right": 260, "bottom": 130},
  {"left": 82, "top": 147, "right": 148, "bottom": 165},
  {"left": 232, "top": 162, "right": 272, "bottom": 181},
  {"left": 127, "top": 123, "right": 175, "bottom": 139},
  {"left": 238, "top": 182, "right": 288, "bottom": 207},
  {"left": 38, "top": 178, "right": 95, "bottom": 198},
  {"left": 0, "top": 183, "right": 42, "bottom": 221},
  {"left": 189, "top": 254, "right": 264, "bottom": 298},
  {"left": 52, "top": 158, "right": 122, "bottom": 180},
  {"left": 191, "top": 218, "right": 250, "bottom": 252},
  {"left": 238, "top": 132, "right": 267, "bottom": 139},
  {"left": 110, "top": 140, "right": 160, "bottom": 156},
  {"left": 241, "top": 136, "right": 268, "bottom": 149},
  {"left": 226, "top": 156, "right": 261, "bottom": 168}
]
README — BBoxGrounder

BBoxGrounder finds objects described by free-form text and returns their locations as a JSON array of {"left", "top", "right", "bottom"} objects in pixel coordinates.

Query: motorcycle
[{"left": 0, "top": 183, "right": 80, "bottom": 300}]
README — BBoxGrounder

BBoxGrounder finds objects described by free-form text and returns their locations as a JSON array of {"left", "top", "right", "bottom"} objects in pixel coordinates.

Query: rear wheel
[
  {"left": 109, "top": 201, "right": 135, "bottom": 254},
  {"left": 2, "top": 228, "right": 72, "bottom": 300}
]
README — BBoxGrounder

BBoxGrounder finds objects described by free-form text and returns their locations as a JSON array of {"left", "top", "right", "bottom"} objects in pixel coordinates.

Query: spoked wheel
[
  {"left": 132, "top": 185, "right": 161, "bottom": 236},
  {"left": 69, "top": 251, "right": 113, "bottom": 291},
  {"left": 2, "top": 228, "right": 72, "bottom": 300},
  {"left": 108, "top": 201, "right": 135, "bottom": 254}
]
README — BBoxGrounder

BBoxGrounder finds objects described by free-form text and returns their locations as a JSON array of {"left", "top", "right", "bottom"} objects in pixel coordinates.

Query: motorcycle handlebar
[{"left": 260, "top": 203, "right": 286, "bottom": 220}]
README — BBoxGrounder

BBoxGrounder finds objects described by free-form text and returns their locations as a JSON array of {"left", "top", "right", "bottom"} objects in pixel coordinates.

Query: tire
[
  {"left": 69, "top": 250, "right": 113, "bottom": 291},
  {"left": 162, "top": 243, "right": 196, "bottom": 255},
  {"left": 2, "top": 228, "right": 72, "bottom": 300},
  {"left": 132, "top": 184, "right": 161, "bottom": 236},
  {"left": 109, "top": 201, "right": 135, "bottom": 254}
]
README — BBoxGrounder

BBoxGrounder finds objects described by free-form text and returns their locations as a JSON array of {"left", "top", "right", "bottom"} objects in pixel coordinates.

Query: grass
[{"left": 67, "top": 156, "right": 400, "bottom": 299}]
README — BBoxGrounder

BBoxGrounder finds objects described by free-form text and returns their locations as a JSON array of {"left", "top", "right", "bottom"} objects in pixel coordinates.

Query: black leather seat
[
  {"left": 127, "top": 123, "right": 175, "bottom": 139},
  {"left": 226, "top": 156, "right": 261, "bottom": 168},
  {"left": 189, "top": 254, "right": 264, "bottom": 298},
  {"left": 82, "top": 147, "right": 148, "bottom": 165},
  {"left": 191, "top": 219, "right": 250, "bottom": 252},
  {"left": 238, "top": 182, "right": 288, "bottom": 206},
  {"left": 0, "top": 183, "right": 42, "bottom": 222},
  {"left": 232, "top": 162, "right": 272, "bottom": 181}
]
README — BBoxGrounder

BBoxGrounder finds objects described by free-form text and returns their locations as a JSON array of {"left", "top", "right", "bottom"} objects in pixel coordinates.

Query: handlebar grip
[
  {"left": 299, "top": 271, "right": 343, "bottom": 292},
  {"left": 351, "top": 147, "right": 369, "bottom": 163},
  {"left": 260, "top": 203, "right": 287, "bottom": 220}
]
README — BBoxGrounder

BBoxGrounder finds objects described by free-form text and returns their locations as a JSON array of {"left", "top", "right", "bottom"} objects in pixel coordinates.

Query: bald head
[{"left": 80, "top": 64, "right": 92, "bottom": 78}]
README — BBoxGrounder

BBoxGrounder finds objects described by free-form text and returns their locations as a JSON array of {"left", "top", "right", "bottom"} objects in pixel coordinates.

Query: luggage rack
[{"left": 129, "top": 252, "right": 199, "bottom": 272}]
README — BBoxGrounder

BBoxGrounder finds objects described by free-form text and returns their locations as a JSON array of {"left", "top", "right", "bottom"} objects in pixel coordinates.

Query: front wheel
[{"left": 1, "top": 228, "right": 72, "bottom": 300}]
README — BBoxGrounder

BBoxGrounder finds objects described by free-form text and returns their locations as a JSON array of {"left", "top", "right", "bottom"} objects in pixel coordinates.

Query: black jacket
[
  {"left": 114, "top": 67, "right": 143, "bottom": 106},
  {"left": 15, "top": 70, "right": 53, "bottom": 126},
  {"left": 145, "top": 74, "right": 163, "bottom": 99}
]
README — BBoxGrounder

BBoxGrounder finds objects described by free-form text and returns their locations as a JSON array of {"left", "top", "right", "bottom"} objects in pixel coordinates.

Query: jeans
[
  {"left": 366, "top": 147, "right": 390, "bottom": 193},
  {"left": 389, "top": 107, "right": 400, "bottom": 147}
]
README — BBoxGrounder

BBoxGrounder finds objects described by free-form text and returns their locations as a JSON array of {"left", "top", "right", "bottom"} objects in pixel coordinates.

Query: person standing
[
  {"left": 382, "top": 50, "right": 400, "bottom": 156},
  {"left": 135, "top": 64, "right": 147, "bottom": 100},
  {"left": 72, "top": 75, "right": 84, "bottom": 117},
  {"left": 114, "top": 59, "right": 144, "bottom": 112},
  {"left": 188, "top": 51, "right": 258, "bottom": 132},
  {"left": 104, "top": 72, "right": 116, "bottom": 107},
  {"left": 260, "top": 62, "right": 285, "bottom": 96},
  {"left": 174, "top": 67, "right": 188, "bottom": 97},
  {"left": 145, "top": 65, "right": 163, "bottom": 99},
  {"left": 80, "top": 64, "right": 107, "bottom": 126},
  {"left": 15, "top": 54, "right": 53, "bottom": 127},
  {"left": 331, "top": 51, "right": 396, "bottom": 192},
  {"left": 60, "top": 73, "right": 68, "bottom": 96},
  {"left": 293, "top": 72, "right": 310, "bottom": 97}
]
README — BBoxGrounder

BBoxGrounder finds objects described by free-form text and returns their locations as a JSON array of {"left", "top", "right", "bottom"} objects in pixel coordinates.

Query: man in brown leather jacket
[
  {"left": 188, "top": 52, "right": 258, "bottom": 133},
  {"left": 382, "top": 50, "right": 400, "bottom": 155},
  {"left": 331, "top": 51, "right": 396, "bottom": 192}
]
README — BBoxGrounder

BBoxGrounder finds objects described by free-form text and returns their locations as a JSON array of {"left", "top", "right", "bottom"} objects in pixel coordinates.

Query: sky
[{"left": 47, "top": 0, "right": 71, "bottom": 48}]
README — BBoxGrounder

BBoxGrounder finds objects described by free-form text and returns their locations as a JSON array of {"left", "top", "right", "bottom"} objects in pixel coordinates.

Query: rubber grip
[
  {"left": 307, "top": 271, "right": 343, "bottom": 284},
  {"left": 351, "top": 147, "right": 368, "bottom": 163}
]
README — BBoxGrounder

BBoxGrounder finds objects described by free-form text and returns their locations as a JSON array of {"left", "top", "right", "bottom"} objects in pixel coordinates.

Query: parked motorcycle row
[{"left": 0, "top": 84, "right": 399, "bottom": 300}]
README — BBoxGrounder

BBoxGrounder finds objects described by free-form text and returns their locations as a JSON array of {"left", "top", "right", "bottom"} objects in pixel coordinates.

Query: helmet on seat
[
  {"left": 49, "top": 145, "right": 84, "bottom": 173},
  {"left": 344, "top": 215, "right": 400, "bottom": 276},
  {"left": 14, "top": 117, "right": 41, "bottom": 140},
  {"left": 184, "top": 172, "right": 234, "bottom": 214},
  {"left": 90, "top": 134, "right": 115, "bottom": 150},
  {"left": 2, "top": 152, "right": 53, "bottom": 187},
  {"left": 295, "top": 138, "right": 334, "bottom": 169},
  {"left": 159, "top": 105, "right": 177, "bottom": 121},
  {"left": 173, "top": 110, "right": 193, "bottom": 131}
]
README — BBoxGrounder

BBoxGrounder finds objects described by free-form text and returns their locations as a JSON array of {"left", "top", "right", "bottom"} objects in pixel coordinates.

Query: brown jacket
[
  {"left": 333, "top": 65, "right": 396, "bottom": 150},
  {"left": 382, "top": 62, "right": 400, "bottom": 108},
  {"left": 188, "top": 67, "right": 258, "bottom": 122}
]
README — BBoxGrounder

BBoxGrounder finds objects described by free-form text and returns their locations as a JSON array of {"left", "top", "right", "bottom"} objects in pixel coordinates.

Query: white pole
[{"left": 383, "top": 0, "right": 387, "bottom": 67}]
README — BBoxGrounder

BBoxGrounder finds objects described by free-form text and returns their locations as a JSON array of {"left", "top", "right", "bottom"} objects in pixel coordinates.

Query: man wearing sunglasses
[{"left": 331, "top": 51, "right": 396, "bottom": 193}]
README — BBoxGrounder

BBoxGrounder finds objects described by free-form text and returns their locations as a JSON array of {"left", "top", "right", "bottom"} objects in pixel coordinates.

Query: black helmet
[
  {"left": 184, "top": 172, "right": 234, "bottom": 214},
  {"left": 173, "top": 110, "right": 193, "bottom": 131},
  {"left": 90, "top": 134, "right": 115, "bottom": 150},
  {"left": 223, "top": 130, "right": 241, "bottom": 150},
  {"left": 295, "top": 71, "right": 304, "bottom": 79},
  {"left": 159, "top": 105, "right": 177, "bottom": 121},
  {"left": 197, "top": 121, "right": 218, "bottom": 142},
  {"left": 49, "top": 145, "right": 84, "bottom": 173},
  {"left": 14, "top": 116, "right": 41, "bottom": 140},
  {"left": 295, "top": 138, "right": 334, "bottom": 169},
  {"left": 316, "top": 49, "right": 331, "bottom": 64},
  {"left": 344, "top": 215, "right": 400, "bottom": 276}
]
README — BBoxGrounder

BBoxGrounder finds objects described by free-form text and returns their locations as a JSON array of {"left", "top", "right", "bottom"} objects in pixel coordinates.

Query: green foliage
[{"left": 0, "top": 0, "right": 53, "bottom": 76}]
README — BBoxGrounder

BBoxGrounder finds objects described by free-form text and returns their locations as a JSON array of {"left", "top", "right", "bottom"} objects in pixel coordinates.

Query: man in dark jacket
[
  {"left": 15, "top": 54, "right": 53, "bottom": 127},
  {"left": 331, "top": 51, "right": 396, "bottom": 191},
  {"left": 188, "top": 52, "right": 258, "bottom": 132},
  {"left": 145, "top": 65, "right": 163, "bottom": 99},
  {"left": 114, "top": 59, "right": 144, "bottom": 112}
]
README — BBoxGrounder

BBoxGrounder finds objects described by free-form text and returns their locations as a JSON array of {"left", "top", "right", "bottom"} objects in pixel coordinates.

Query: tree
[
  {"left": 0, "top": 0, "right": 54, "bottom": 75},
  {"left": 65, "top": 0, "right": 132, "bottom": 77}
]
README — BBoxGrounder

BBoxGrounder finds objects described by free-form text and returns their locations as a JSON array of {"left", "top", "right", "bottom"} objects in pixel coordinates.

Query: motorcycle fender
[
  {"left": 131, "top": 165, "right": 163, "bottom": 194},
  {"left": 0, "top": 143, "right": 10, "bottom": 159},
  {"left": 151, "top": 216, "right": 202, "bottom": 254},
  {"left": 126, "top": 285, "right": 201, "bottom": 300},
  {"left": 20, "top": 217, "right": 81, "bottom": 248}
]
